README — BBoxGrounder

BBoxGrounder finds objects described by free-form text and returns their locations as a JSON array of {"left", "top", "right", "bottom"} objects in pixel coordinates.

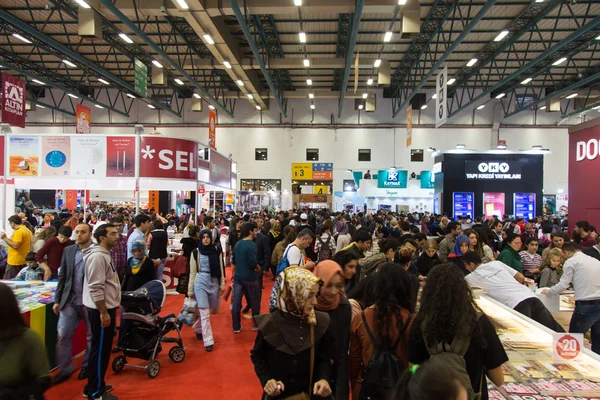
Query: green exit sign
[{"left": 134, "top": 58, "right": 148, "bottom": 97}]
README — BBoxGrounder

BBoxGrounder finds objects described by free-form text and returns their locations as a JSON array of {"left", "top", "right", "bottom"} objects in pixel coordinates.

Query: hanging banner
[
  {"left": 41, "top": 136, "right": 70, "bottom": 177},
  {"left": 208, "top": 108, "right": 217, "bottom": 149},
  {"left": 70, "top": 136, "right": 106, "bottom": 177},
  {"left": 406, "top": 105, "right": 413, "bottom": 147},
  {"left": 9, "top": 136, "right": 40, "bottom": 176},
  {"left": 0, "top": 135, "right": 4, "bottom": 176},
  {"left": 140, "top": 136, "right": 198, "bottom": 180},
  {"left": 436, "top": 66, "right": 447, "bottom": 128},
  {"left": 106, "top": 136, "right": 135, "bottom": 177},
  {"left": 2, "top": 72, "right": 26, "bottom": 128},
  {"left": 75, "top": 104, "right": 91, "bottom": 134},
  {"left": 209, "top": 149, "right": 231, "bottom": 188}
]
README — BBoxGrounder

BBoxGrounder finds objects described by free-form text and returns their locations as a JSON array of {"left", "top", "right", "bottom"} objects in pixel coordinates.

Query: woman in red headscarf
[{"left": 314, "top": 260, "right": 352, "bottom": 400}]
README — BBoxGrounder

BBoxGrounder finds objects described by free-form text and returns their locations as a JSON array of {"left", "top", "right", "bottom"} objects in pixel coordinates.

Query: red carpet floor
[{"left": 47, "top": 267, "right": 272, "bottom": 400}]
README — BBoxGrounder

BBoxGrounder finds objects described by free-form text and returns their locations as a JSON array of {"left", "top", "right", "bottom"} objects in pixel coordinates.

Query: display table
[
  {"left": 477, "top": 295, "right": 600, "bottom": 399},
  {"left": 3, "top": 280, "right": 86, "bottom": 368}
]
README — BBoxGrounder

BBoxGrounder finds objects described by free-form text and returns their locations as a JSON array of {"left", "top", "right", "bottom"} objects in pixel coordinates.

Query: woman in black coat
[
  {"left": 121, "top": 240, "right": 156, "bottom": 292},
  {"left": 251, "top": 267, "right": 333, "bottom": 399}
]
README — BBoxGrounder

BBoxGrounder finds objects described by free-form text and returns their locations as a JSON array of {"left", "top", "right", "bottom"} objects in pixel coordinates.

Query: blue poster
[
  {"left": 433, "top": 193, "right": 439, "bottom": 214},
  {"left": 453, "top": 192, "right": 474, "bottom": 220},
  {"left": 514, "top": 192, "right": 536, "bottom": 220}
]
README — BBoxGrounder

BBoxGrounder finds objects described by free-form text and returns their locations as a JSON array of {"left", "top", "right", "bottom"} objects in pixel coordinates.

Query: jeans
[
  {"left": 232, "top": 279, "right": 260, "bottom": 331},
  {"left": 56, "top": 303, "right": 92, "bottom": 375},
  {"left": 3, "top": 264, "right": 25, "bottom": 279},
  {"left": 569, "top": 300, "right": 600, "bottom": 355},
  {"left": 514, "top": 297, "right": 565, "bottom": 332},
  {"left": 157, "top": 257, "right": 167, "bottom": 282},
  {"left": 85, "top": 307, "right": 117, "bottom": 399}
]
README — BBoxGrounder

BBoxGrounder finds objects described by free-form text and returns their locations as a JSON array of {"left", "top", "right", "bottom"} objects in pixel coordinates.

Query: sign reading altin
[{"left": 465, "top": 161, "right": 522, "bottom": 180}]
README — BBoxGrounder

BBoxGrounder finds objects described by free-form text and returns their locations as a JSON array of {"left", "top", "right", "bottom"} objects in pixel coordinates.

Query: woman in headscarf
[
  {"left": 122, "top": 240, "right": 156, "bottom": 292},
  {"left": 268, "top": 220, "right": 283, "bottom": 255},
  {"left": 447, "top": 233, "right": 470, "bottom": 275},
  {"left": 314, "top": 261, "right": 351, "bottom": 400},
  {"left": 188, "top": 229, "right": 225, "bottom": 352},
  {"left": 335, "top": 221, "right": 352, "bottom": 254},
  {"left": 251, "top": 267, "right": 333, "bottom": 399}
]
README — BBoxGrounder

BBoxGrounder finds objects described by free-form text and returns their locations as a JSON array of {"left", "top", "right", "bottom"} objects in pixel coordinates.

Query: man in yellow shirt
[{"left": 2, "top": 214, "right": 32, "bottom": 279}]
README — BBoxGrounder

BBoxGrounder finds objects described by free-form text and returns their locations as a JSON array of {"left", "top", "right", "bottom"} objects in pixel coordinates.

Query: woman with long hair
[
  {"left": 314, "top": 261, "right": 352, "bottom": 400},
  {"left": 408, "top": 264, "right": 507, "bottom": 399},
  {"left": 0, "top": 283, "right": 51, "bottom": 398},
  {"left": 350, "top": 263, "right": 416, "bottom": 399},
  {"left": 332, "top": 249, "right": 360, "bottom": 294},
  {"left": 32, "top": 226, "right": 56, "bottom": 253},
  {"left": 251, "top": 267, "right": 333, "bottom": 399},
  {"left": 463, "top": 229, "right": 484, "bottom": 259},
  {"left": 473, "top": 227, "right": 495, "bottom": 261}
]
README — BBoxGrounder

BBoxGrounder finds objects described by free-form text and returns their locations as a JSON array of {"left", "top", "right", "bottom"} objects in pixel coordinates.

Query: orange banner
[
  {"left": 65, "top": 190, "right": 78, "bottom": 210},
  {"left": 208, "top": 109, "right": 216, "bottom": 149},
  {"left": 406, "top": 105, "right": 413, "bottom": 147},
  {"left": 148, "top": 190, "right": 159, "bottom": 212},
  {"left": 76, "top": 104, "right": 91, "bottom": 134}
]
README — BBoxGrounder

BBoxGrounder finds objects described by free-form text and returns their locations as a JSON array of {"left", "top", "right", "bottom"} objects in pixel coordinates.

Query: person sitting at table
[{"left": 12, "top": 252, "right": 44, "bottom": 281}]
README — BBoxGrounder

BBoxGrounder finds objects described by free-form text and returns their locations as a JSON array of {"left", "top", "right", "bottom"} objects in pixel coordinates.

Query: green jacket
[{"left": 497, "top": 246, "right": 523, "bottom": 273}]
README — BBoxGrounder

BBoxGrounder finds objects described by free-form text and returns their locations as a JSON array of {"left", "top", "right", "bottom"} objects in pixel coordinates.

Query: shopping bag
[{"left": 177, "top": 297, "right": 197, "bottom": 326}]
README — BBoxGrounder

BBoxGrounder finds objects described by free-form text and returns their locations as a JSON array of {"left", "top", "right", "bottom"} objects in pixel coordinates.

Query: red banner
[
  {"left": 75, "top": 104, "right": 91, "bottom": 134},
  {"left": 2, "top": 73, "right": 26, "bottom": 128},
  {"left": 208, "top": 109, "right": 216, "bottom": 149},
  {"left": 139, "top": 136, "right": 198, "bottom": 180},
  {"left": 0, "top": 136, "right": 4, "bottom": 176}
]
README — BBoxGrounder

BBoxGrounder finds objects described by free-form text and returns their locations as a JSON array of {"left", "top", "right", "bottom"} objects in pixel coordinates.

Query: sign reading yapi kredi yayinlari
[{"left": 465, "top": 160, "right": 522, "bottom": 180}]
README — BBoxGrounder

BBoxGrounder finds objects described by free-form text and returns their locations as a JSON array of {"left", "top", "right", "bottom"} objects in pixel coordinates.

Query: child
[
  {"left": 519, "top": 237, "right": 543, "bottom": 279},
  {"left": 416, "top": 239, "right": 440, "bottom": 277},
  {"left": 539, "top": 248, "right": 562, "bottom": 288},
  {"left": 12, "top": 252, "right": 45, "bottom": 281},
  {"left": 448, "top": 234, "right": 470, "bottom": 275}
]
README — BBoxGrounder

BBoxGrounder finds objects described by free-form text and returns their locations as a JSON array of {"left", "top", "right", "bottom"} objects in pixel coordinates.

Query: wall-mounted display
[
  {"left": 41, "top": 136, "right": 70, "bottom": 177},
  {"left": 483, "top": 192, "right": 505, "bottom": 219},
  {"left": 514, "top": 192, "right": 536, "bottom": 220},
  {"left": 543, "top": 195, "right": 557, "bottom": 215},
  {"left": 106, "top": 136, "right": 135, "bottom": 177},
  {"left": 343, "top": 180, "right": 357, "bottom": 192},
  {"left": 71, "top": 136, "right": 106, "bottom": 177},
  {"left": 453, "top": 192, "right": 474, "bottom": 219}
]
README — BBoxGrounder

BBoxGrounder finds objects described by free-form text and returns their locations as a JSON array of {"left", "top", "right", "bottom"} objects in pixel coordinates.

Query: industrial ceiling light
[
  {"left": 256, "top": 105, "right": 261, "bottom": 110},
  {"left": 148, "top": 104, "right": 156, "bottom": 109},
  {"left": 532, "top": 145, "right": 543, "bottom": 150},
  {"left": 303, "top": 59, "right": 310, "bottom": 67},
  {"left": 427, "top": 147, "right": 436, "bottom": 152},
  {"left": 432, "top": 94, "right": 437, "bottom": 99},
  {"left": 32, "top": 79, "right": 45, "bottom": 85},
  {"left": 95, "top": 104, "right": 104, "bottom": 109},
  {"left": 497, "top": 143, "right": 507, "bottom": 150},
  {"left": 118, "top": 33, "right": 133, "bottom": 44},
  {"left": 299, "top": 32, "right": 307, "bottom": 43},
  {"left": 236, "top": 79, "right": 244, "bottom": 86},
  {"left": 521, "top": 77, "right": 532, "bottom": 84},
  {"left": 535, "top": 0, "right": 544, "bottom": 2},
  {"left": 456, "top": 144, "right": 466, "bottom": 149},
  {"left": 596, "top": 35, "right": 600, "bottom": 40},
  {"left": 398, "top": 0, "right": 407, "bottom": 4},
  {"left": 539, "top": 105, "right": 547, "bottom": 110},
  {"left": 552, "top": 57, "right": 567, "bottom": 66},
  {"left": 308, "top": 93, "right": 314, "bottom": 99},
  {"left": 384, "top": 31, "right": 393, "bottom": 42},
  {"left": 175, "top": 0, "right": 189, "bottom": 9},
  {"left": 294, "top": 0, "right": 302, "bottom": 5},
  {"left": 310, "top": 104, "right": 315, "bottom": 110},
  {"left": 566, "top": 93, "right": 578, "bottom": 99},
  {"left": 208, "top": 104, "right": 215, "bottom": 110},
  {"left": 447, "top": 78, "right": 456, "bottom": 85},
  {"left": 358, "top": 104, "right": 364, "bottom": 110},
  {"left": 476, "top": 104, "right": 485, "bottom": 110},
  {"left": 466, "top": 58, "right": 478, "bottom": 67},
  {"left": 421, "top": 105, "right": 427, "bottom": 110},
  {"left": 247, "top": 94, "right": 253, "bottom": 99},
  {"left": 362, "top": 93, "right": 368, "bottom": 99},
  {"left": 494, "top": 30, "right": 509, "bottom": 42},
  {"left": 37, "top": 105, "right": 45, "bottom": 109},
  {"left": 374, "top": 59, "right": 382, "bottom": 67},
  {"left": 62, "top": 59, "right": 76, "bottom": 67},
  {"left": 126, "top": 93, "right": 136, "bottom": 99},
  {"left": 223, "top": 61, "right": 232, "bottom": 69},
  {"left": 68, "top": 93, "right": 79, "bottom": 99},
  {"left": 193, "top": 93, "right": 201, "bottom": 99},
  {"left": 12, "top": 33, "right": 31, "bottom": 43},
  {"left": 203, "top": 34, "right": 215, "bottom": 44},
  {"left": 75, "top": 0, "right": 91, "bottom": 8},
  {"left": 307, "top": 79, "right": 312, "bottom": 85},
  {"left": 152, "top": 60, "right": 163, "bottom": 68},
  {"left": 495, "top": 93, "right": 505, "bottom": 99},
  {"left": 174, "top": 78, "right": 184, "bottom": 85},
  {"left": 367, "top": 78, "right": 373, "bottom": 85},
  {"left": 593, "top": 105, "right": 600, "bottom": 110},
  {"left": 98, "top": 78, "right": 110, "bottom": 84}
]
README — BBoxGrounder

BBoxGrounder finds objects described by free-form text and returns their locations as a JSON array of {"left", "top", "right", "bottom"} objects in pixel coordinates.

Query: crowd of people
[{"left": 1, "top": 205, "right": 599, "bottom": 400}]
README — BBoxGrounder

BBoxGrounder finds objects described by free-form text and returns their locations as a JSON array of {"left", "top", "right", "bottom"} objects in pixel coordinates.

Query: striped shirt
[{"left": 519, "top": 251, "right": 542, "bottom": 271}]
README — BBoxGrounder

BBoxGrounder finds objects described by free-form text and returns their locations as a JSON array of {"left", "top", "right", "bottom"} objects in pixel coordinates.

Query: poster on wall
[
  {"left": 433, "top": 193, "right": 439, "bottom": 215},
  {"left": 41, "top": 136, "right": 70, "bottom": 177},
  {"left": 71, "top": 136, "right": 106, "bottom": 177},
  {"left": 9, "top": 136, "right": 40, "bottom": 176},
  {"left": 106, "top": 136, "right": 135, "bottom": 177},
  {"left": 2, "top": 72, "right": 26, "bottom": 128},
  {"left": 543, "top": 195, "right": 557, "bottom": 215},
  {"left": 140, "top": 136, "right": 198, "bottom": 180},
  {"left": 75, "top": 104, "right": 91, "bottom": 134},
  {"left": 453, "top": 192, "right": 474, "bottom": 220},
  {"left": 514, "top": 192, "right": 536, "bottom": 220},
  {"left": 482, "top": 192, "right": 505, "bottom": 219}
]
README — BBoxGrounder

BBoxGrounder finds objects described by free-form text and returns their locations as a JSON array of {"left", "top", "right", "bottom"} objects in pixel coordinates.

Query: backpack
[
  {"left": 276, "top": 244, "right": 297, "bottom": 275},
  {"left": 317, "top": 236, "right": 332, "bottom": 261},
  {"left": 359, "top": 310, "right": 413, "bottom": 400}
]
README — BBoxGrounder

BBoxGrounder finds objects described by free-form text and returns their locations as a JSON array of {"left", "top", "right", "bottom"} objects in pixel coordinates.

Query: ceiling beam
[
  {"left": 28, "top": 99, "right": 76, "bottom": 117},
  {"left": 338, "top": 0, "right": 364, "bottom": 118}
]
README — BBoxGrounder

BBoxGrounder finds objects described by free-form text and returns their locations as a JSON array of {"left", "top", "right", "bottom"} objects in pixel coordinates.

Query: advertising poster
[
  {"left": 0, "top": 135, "right": 4, "bottom": 176},
  {"left": 41, "top": 136, "right": 70, "bottom": 177},
  {"left": 140, "top": 136, "right": 198, "bottom": 180},
  {"left": 453, "top": 192, "right": 474, "bottom": 219},
  {"left": 436, "top": 66, "right": 447, "bottom": 128},
  {"left": 70, "top": 136, "right": 106, "bottom": 177},
  {"left": 514, "top": 192, "right": 536, "bottom": 220},
  {"left": 406, "top": 105, "right": 412, "bottom": 147},
  {"left": 75, "top": 104, "right": 91, "bottom": 134},
  {"left": 377, "top": 170, "right": 408, "bottom": 189},
  {"left": 9, "top": 136, "right": 40, "bottom": 176},
  {"left": 420, "top": 170, "right": 435, "bottom": 189},
  {"left": 209, "top": 149, "right": 231, "bottom": 188},
  {"left": 106, "top": 136, "right": 135, "bottom": 177},
  {"left": 208, "top": 108, "right": 216, "bottom": 149},
  {"left": 483, "top": 192, "right": 505, "bottom": 219},
  {"left": 543, "top": 195, "right": 557, "bottom": 215},
  {"left": 2, "top": 72, "right": 26, "bottom": 128}
]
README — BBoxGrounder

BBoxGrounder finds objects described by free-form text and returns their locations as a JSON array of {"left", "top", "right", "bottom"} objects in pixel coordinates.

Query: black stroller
[{"left": 111, "top": 280, "right": 185, "bottom": 378}]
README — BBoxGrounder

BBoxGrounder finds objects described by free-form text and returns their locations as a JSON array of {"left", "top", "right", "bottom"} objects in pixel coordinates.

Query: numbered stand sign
[{"left": 552, "top": 333, "right": 584, "bottom": 363}]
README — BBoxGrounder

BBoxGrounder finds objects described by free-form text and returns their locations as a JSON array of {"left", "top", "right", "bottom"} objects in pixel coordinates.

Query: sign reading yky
[
  {"left": 2, "top": 73, "right": 26, "bottom": 128},
  {"left": 377, "top": 170, "right": 408, "bottom": 189},
  {"left": 465, "top": 161, "right": 522, "bottom": 180}
]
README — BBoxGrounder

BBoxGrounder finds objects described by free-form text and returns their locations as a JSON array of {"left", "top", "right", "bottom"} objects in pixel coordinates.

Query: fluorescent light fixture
[
  {"left": 539, "top": 105, "right": 547, "bottom": 110},
  {"left": 374, "top": 59, "right": 382, "bottom": 67},
  {"left": 566, "top": 93, "right": 578, "bottom": 99},
  {"left": 432, "top": 93, "right": 437, "bottom": 99},
  {"left": 152, "top": 60, "right": 163, "bottom": 68},
  {"left": 68, "top": 93, "right": 79, "bottom": 99},
  {"left": 421, "top": 105, "right": 427, "bottom": 110},
  {"left": 476, "top": 104, "right": 485, "bottom": 110},
  {"left": 118, "top": 33, "right": 133, "bottom": 44},
  {"left": 497, "top": 144, "right": 507, "bottom": 150},
  {"left": 203, "top": 34, "right": 215, "bottom": 44},
  {"left": 367, "top": 78, "right": 373, "bottom": 85},
  {"left": 521, "top": 77, "right": 532, "bottom": 84},
  {"left": 37, "top": 105, "right": 45, "bottom": 109},
  {"left": 535, "top": 0, "right": 544, "bottom": 2},
  {"left": 358, "top": 104, "right": 364, "bottom": 110},
  {"left": 596, "top": 35, "right": 600, "bottom": 40},
  {"left": 384, "top": 31, "right": 393, "bottom": 42},
  {"left": 447, "top": 78, "right": 456, "bottom": 85},
  {"left": 307, "top": 79, "right": 312, "bottom": 85},
  {"left": 208, "top": 104, "right": 215, "bottom": 110},
  {"left": 98, "top": 78, "right": 110, "bottom": 85},
  {"left": 223, "top": 61, "right": 232, "bottom": 69},
  {"left": 256, "top": 105, "right": 261, "bottom": 110},
  {"left": 552, "top": 57, "right": 567, "bottom": 66},
  {"left": 247, "top": 94, "right": 253, "bottom": 99},
  {"left": 12, "top": 33, "right": 31, "bottom": 44},
  {"left": 362, "top": 93, "right": 368, "bottom": 99},
  {"left": 175, "top": 0, "right": 189, "bottom": 9},
  {"left": 62, "top": 59, "right": 76, "bottom": 67},
  {"left": 427, "top": 147, "right": 436, "bottom": 152},
  {"left": 495, "top": 93, "right": 505, "bottom": 99},
  {"left": 467, "top": 58, "right": 478, "bottom": 67},
  {"left": 303, "top": 59, "right": 310, "bottom": 67},
  {"left": 398, "top": 0, "right": 407, "bottom": 4},
  {"left": 126, "top": 93, "right": 136, "bottom": 99},
  {"left": 193, "top": 93, "right": 201, "bottom": 99},
  {"left": 456, "top": 144, "right": 466, "bottom": 149},
  {"left": 308, "top": 93, "right": 314, "bottom": 99},
  {"left": 148, "top": 104, "right": 156, "bottom": 109},
  {"left": 32, "top": 79, "right": 45, "bottom": 85},
  {"left": 294, "top": 0, "right": 302, "bottom": 5},
  {"left": 174, "top": 78, "right": 184, "bottom": 85},
  {"left": 532, "top": 145, "right": 543, "bottom": 150},
  {"left": 592, "top": 105, "right": 600, "bottom": 110},
  {"left": 310, "top": 104, "right": 315, "bottom": 110},
  {"left": 75, "top": 0, "right": 91, "bottom": 8},
  {"left": 95, "top": 104, "right": 104, "bottom": 109},
  {"left": 299, "top": 32, "right": 307, "bottom": 43},
  {"left": 236, "top": 79, "right": 244, "bottom": 86},
  {"left": 494, "top": 30, "right": 509, "bottom": 42}
]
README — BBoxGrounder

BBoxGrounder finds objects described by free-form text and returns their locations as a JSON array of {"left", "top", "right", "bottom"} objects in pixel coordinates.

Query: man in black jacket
[
  {"left": 52, "top": 223, "right": 94, "bottom": 384},
  {"left": 582, "top": 237, "right": 600, "bottom": 261}
]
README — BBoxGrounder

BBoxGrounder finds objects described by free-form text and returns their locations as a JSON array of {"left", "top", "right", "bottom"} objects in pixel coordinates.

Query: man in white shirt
[
  {"left": 542, "top": 242, "right": 600, "bottom": 354},
  {"left": 463, "top": 252, "right": 564, "bottom": 332},
  {"left": 284, "top": 229, "right": 315, "bottom": 270}
]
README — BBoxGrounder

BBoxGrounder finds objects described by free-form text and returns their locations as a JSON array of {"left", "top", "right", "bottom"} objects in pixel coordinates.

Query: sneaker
[
  {"left": 242, "top": 312, "right": 253, "bottom": 319},
  {"left": 83, "top": 385, "right": 113, "bottom": 398},
  {"left": 77, "top": 367, "right": 88, "bottom": 380},
  {"left": 233, "top": 326, "right": 243, "bottom": 334},
  {"left": 205, "top": 345, "right": 213, "bottom": 352},
  {"left": 97, "top": 393, "right": 118, "bottom": 400}
]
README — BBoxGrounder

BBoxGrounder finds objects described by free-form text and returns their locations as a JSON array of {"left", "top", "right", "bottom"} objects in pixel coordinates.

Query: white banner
[{"left": 436, "top": 66, "right": 447, "bottom": 128}]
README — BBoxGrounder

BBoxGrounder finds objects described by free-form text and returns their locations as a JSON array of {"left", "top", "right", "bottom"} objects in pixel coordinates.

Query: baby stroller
[{"left": 111, "top": 280, "right": 185, "bottom": 378}]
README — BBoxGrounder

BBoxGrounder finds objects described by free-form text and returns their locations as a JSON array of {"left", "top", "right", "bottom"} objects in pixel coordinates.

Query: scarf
[
  {"left": 198, "top": 229, "right": 222, "bottom": 279},
  {"left": 334, "top": 221, "right": 348, "bottom": 235},
  {"left": 313, "top": 260, "right": 344, "bottom": 311},
  {"left": 450, "top": 234, "right": 470, "bottom": 257},
  {"left": 270, "top": 221, "right": 281, "bottom": 238},
  {"left": 129, "top": 256, "right": 145, "bottom": 275},
  {"left": 269, "top": 267, "right": 322, "bottom": 325}
]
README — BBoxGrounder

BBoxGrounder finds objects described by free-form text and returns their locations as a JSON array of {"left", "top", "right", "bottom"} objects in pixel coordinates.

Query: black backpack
[
  {"left": 317, "top": 236, "right": 333, "bottom": 261},
  {"left": 359, "top": 310, "right": 413, "bottom": 400}
]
